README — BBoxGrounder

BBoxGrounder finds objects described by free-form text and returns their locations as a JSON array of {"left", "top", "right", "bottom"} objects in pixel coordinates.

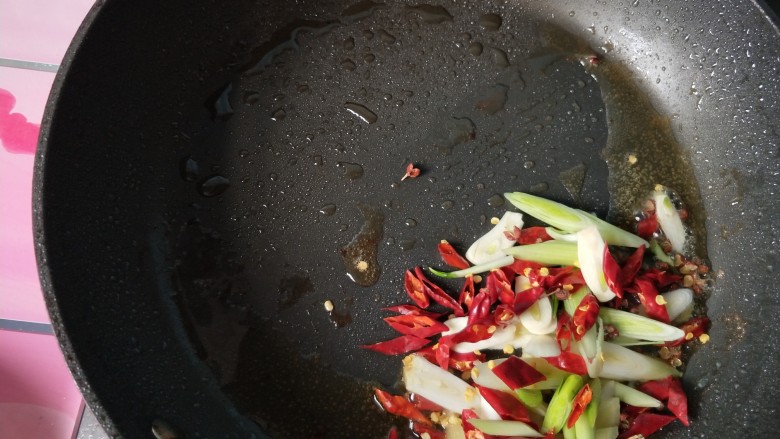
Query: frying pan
[{"left": 33, "top": 0, "right": 780, "bottom": 437}]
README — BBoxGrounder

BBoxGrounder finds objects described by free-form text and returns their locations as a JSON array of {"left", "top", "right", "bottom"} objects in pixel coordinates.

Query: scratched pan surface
[{"left": 34, "top": 0, "right": 780, "bottom": 438}]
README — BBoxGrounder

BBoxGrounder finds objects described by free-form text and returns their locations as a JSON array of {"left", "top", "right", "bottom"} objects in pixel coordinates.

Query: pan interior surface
[{"left": 35, "top": 0, "right": 780, "bottom": 438}]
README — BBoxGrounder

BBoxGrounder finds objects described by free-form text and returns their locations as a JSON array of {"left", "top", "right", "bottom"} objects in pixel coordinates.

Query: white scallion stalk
[
  {"left": 465, "top": 211, "right": 524, "bottom": 264},
  {"left": 522, "top": 334, "right": 562, "bottom": 357},
  {"left": 519, "top": 296, "right": 557, "bottom": 335},
  {"left": 445, "top": 422, "right": 467, "bottom": 439},
  {"left": 610, "top": 336, "right": 667, "bottom": 347},
  {"left": 663, "top": 288, "right": 694, "bottom": 323},
  {"left": 598, "top": 342, "right": 681, "bottom": 381},
  {"left": 429, "top": 255, "right": 514, "bottom": 279},
  {"left": 452, "top": 323, "right": 518, "bottom": 353},
  {"left": 503, "top": 240, "right": 579, "bottom": 267},
  {"left": 612, "top": 381, "right": 663, "bottom": 408},
  {"left": 468, "top": 419, "right": 544, "bottom": 437},
  {"left": 442, "top": 316, "right": 468, "bottom": 336},
  {"left": 654, "top": 189, "right": 686, "bottom": 253},
  {"left": 577, "top": 226, "right": 616, "bottom": 302},
  {"left": 599, "top": 308, "right": 685, "bottom": 342},
  {"left": 504, "top": 192, "right": 648, "bottom": 248},
  {"left": 403, "top": 354, "right": 500, "bottom": 420}
]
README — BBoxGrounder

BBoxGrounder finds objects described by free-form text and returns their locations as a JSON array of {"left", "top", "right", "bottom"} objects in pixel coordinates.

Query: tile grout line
[
  {"left": 0, "top": 58, "right": 60, "bottom": 73},
  {"left": 0, "top": 318, "right": 54, "bottom": 335}
]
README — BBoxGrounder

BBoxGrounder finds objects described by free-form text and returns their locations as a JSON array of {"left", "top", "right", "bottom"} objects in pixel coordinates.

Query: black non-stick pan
[{"left": 34, "top": 0, "right": 780, "bottom": 437}]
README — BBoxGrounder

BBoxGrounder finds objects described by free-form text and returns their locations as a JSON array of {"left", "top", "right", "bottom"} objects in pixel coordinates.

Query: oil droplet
[
  {"left": 378, "top": 29, "right": 397, "bottom": 44},
  {"left": 238, "top": 149, "right": 250, "bottom": 158},
  {"left": 468, "top": 42, "right": 483, "bottom": 56},
  {"left": 271, "top": 109, "right": 287, "bottom": 121},
  {"left": 328, "top": 306, "right": 353, "bottom": 328},
  {"left": 337, "top": 162, "right": 365, "bottom": 180},
  {"left": 312, "top": 155, "right": 323, "bottom": 166},
  {"left": 426, "top": 116, "right": 476, "bottom": 155},
  {"left": 197, "top": 175, "right": 230, "bottom": 197},
  {"left": 340, "top": 204, "right": 384, "bottom": 287},
  {"left": 399, "top": 239, "right": 416, "bottom": 251},
  {"left": 339, "top": 224, "right": 349, "bottom": 232},
  {"left": 530, "top": 182, "right": 549, "bottom": 194},
  {"left": 523, "top": 160, "right": 535, "bottom": 169},
  {"left": 206, "top": 83, "right": 234, "bottom": 121},
  {"left": 341, "top": 59, "right": 357, "bottom": 71},
  {"left": 441, "top": 200, "right": 455, "bottom": 210},
  {"left": 320, "top": 204, "right": 337, "bottom": 216},
  {"left": 487, "top": 194, "right": 505, "bottom": 208},
  {"left": 297, "top": 84, "right": 310, "bottom": 93},
  {"left": 344, "top": 37, "right": 355, "bottom": 50},
  {"left": 180, "top": 157, "right": 199, "bottom": 181},
  {"left": 406, "top": 4, "right": 453, "bottom": 23},
  {"left": 278, "top": 275, "right": 314, "bottom": 310},
  {"left": 363, "top": 53, "right": 376, "bottom": 63},
  {"left": 385, "top": 237, "right": 396, "bottom": 246},
  {"left": 479, "top": 13, "right": 502, "bottom": 31},
  {"left": 489, "top": 47, "right": 510, "bottom": 69},
  {"left": 475, "top": 84, "right": 509, "bottom": 115},
  {"left": 559, "top": 163, "right": 587, "bottom": 202},
  {"left": 363, "top": 29, "right": 374, "bottom": 40},
  {"left": 344, "top": 102, "right": 378, "bottom": 124},
  {"left": 404, "top": 218, "right": 418, "bottom": 228}
]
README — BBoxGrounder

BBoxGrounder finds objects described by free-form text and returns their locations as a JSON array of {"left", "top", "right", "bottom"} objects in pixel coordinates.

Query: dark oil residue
[
  {"left": 340, "top": 204, "right": 384, "bottom": 286},
  {"left": 541, "top": 24, "right": 706, "bottom": 256},
  {"left": 559, "top": 163, "right": 587, "bottom": 203},
  {"left": 278, "top": 275, "right": 314, "bottom": 310},
  {"left": 426, "top": 116, "right": 476, "bottom": 155},
  {"left": 406, "top": 4, "right": 453, "bottom": 24}
]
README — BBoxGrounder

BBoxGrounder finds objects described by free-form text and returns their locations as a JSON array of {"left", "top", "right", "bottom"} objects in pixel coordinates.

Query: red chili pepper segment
[
  {"left": 404, "top": 269, "right": 430, "bottom": 309},
  {"left": 543, "top": 351, "right": 588, "bottom": 376},
  {"left": 437, "top": 240, "right": 471, "bottom": 270},
  {"left": 361, "top": 334, "right": 430, "bottom": 355},
  {"left": 571, "top": 294, "right": 600, "bottom": 341},
  {"left": 383, "top": 304, "right": 446, "bottom": 319},
  {"left": 374, "top": 388, "right": 432, "bottom": 425},
  {"left": 621, "top": 245, "right": 646, "bottom": 284},
  {"left": 632, "top": 278, "right": 671, "bottom": 323},
  {"left": 384, "top": 315, "right": 449, "bottom": 338},
  {"left": 512, "top": 286, "right": 545, "bottom": 315},
  {"left": 603, "top": 246, "right": 624, "bottom": 298},
  {"left": 491, "top": 356, "right": 547, "bottom": 390},
  {"left": 414, "top": 267, "right": 465, "bottom": 316},
  {"left": 618, "top": 412, "right": 676, "bottom": 439},
  {"left": 638, "top": 376, "right": 689, "bottom": 426},
  {"left": 566, "top": 383, "right": 593, "bottom": 428},
  {"left": 476, "top": 385, "right": 532, "bottom": 423}
]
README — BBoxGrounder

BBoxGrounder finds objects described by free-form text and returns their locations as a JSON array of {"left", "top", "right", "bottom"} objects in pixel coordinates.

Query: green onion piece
[
  {"left": 428, "top": 255, "right": 514, "bottom": 278},
  {"left": 468, "top": 419, "right": 544, "bottom": 437},
  {"left": 543, "top": 374, "right": 585, "bottom": 434},
  {"left": 504, "top": 192, "right": 649, "bottom": 248},
  {"left": 586, "top": 379, "right": 601, "bottom": 427},
  {"left": 612, "top": 381, "right": 663, "bottom": 408},
  {"left": 599, "top": 342, "right": 682, "bottom": 381},
  {"left": 650, "top": 238, "right": 674, "bottom": 265},
  {"left": 609, "top": 336, "right": 667, "bottom": 346},
  {"left": 654, "top": 189, "right": 686, "bottom": 253},
  {"left": 521, "top": 357, "right": 570, "bottom": 390},
  {"left": 562, "top": 423, "right": 577, "bottom": 439},
  {"left": 663, "top": 288, "right": 694, "bottom": 323},
  {"left": 595, "top": 397, "right": 620, "bottom": 429},
  {"left": 599, "top": 308, "right": 685, "bottom": 342},
  {"left": 545, "top": 227, "right": 579, "bottom": 242},
  {"left": 503, "top": 240, "right": 579, "bottom": 266},
  {"left": 575, "top": 406, "right": 596, "bottom": 439},
  {"left": 564, "top": 286, "right": 590, "bottom": 316},
  {"left": 595, "top": 426, "right": 619, "bottom": 439},
  {"left": 515, "top": 388, "right": 544, "bottom": 408}
]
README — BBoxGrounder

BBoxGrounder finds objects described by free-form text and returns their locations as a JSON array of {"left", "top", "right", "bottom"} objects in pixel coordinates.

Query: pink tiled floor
[{"left": 1, "top": 0, "right": 98, "bottom": 438}]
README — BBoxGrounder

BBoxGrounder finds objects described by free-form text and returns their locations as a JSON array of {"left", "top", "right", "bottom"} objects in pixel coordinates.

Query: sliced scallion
[
  {"left": 503, "top": 240, "right": 579, "bottom": 266},
  {"left": 599, "top": 308, "right": 684, "bottom": 342},
  {"left": 428, "top": 255, "right": 514, "bottom": 279}
]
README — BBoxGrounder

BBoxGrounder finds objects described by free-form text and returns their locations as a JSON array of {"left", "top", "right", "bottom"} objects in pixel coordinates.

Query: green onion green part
[{"left": 503, "top": 240, "right": 579, "bottom": 267}]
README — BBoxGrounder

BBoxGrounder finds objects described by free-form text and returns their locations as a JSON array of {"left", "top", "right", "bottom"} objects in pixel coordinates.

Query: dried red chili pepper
[
  {"left": 458, "top": 275, "right": 475, "bottom": 308},
  {"left": 544, "top": 351, "right": 588, "bottom": 375},
  {"left": 637, "top": 215, "right": 658, "bottom": 239},
  {"left": 567, "top": 383, "right": 593, "bottom": 428},
  {"left": 467, "top": 290, "right": 494, "bottom": 326},
  {"left": 621, "top": 245, "right": 646, "bottom": 284},
  {"left": 639, "top": 268, "right": 682, "bottom": 288},
  {"left": 493, "top": 304, "right": 515, "bottom": 325},
  {"left": 666, "top": 316, "right": 711, "bottom": 347},
  {"left": 374, "top": 388, "right": 431, "bottom": 425},
  {"left": 476, "top": 385, "right": 532, "bottom": 423},
  {"left": 384, "top": 315, "right": 449, "bottom": 338},
  {"left": 449, "top": 350, "right": 485, "bottom": 372},
  {"left": 512, "top": 286, "right": 545, "bottom": 315},
  {"left": 434, "top": 339, "right": 450, "bottom": 370},
  {"left": 556, "top": 312, "right": 574, "bottom": 350},
  {"left": 632, "top": 278, "right": 671, "bottom": 323},
  {"left": 486, "top": 269, "right": 515, "bottom": 304},
  {"left": 415, "top": 267, "right": 465, "bottom": 316},
  {"left": 411, "top": 422, "right": 444, "bottom": 439},
  {"left": 410, "top": 393, "right": 445, "bottom": 412},
  {"left": 505, "top": 259, "right": 544, "bottom": 275},
  {"left": 517, "top": 226, "right": 553, "bottom": 245},
  {"left": 404, "top": 270, "right": 430, "bottom": 309},
  {"left": 571, "top": 294, "right": 600, "bottom": 341},
  {"left": 491, "top": 356, "right": 546, "bottom": 390},
  {"left": 545, "top": 266, "right": 585, "bottom": 289},
  {"left": 617, "top": 412, "right": 675, "bottom": 439},
  {"left": 603, "top": 247, "right": 624, "bottom": 298},
  {"left": 437, "top": 240, "right": 471, "bottom": 270},
  {"left": 386, "top": 426, "right": 398, "bottom": 439},
  {"left": 383, "top": 304, "right": 445, "bottom": 319},
  {"left": 361, "top": 334, "right": 430, "bottom": 355},
  {"left": 638, "top": 376, "right": 689, "bottom": 426}
]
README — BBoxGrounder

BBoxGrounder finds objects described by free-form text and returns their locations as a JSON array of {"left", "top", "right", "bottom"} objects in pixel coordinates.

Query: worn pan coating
[{"left": 34, "top": 0, "right": 780, "bottom": 437}]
